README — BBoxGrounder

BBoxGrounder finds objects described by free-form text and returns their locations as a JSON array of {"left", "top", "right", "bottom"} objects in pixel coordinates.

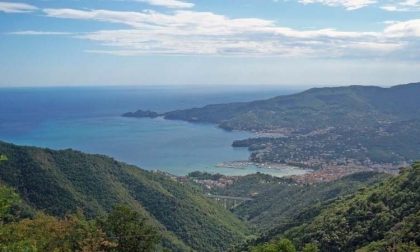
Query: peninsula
[{"left": 123, "top": 82, "right": 420, "bottom": 182}]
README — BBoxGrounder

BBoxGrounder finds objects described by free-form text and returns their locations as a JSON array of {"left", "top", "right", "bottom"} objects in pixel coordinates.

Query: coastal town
[{"left": 180, "top": 157, "right": 407, "bottom": 188}]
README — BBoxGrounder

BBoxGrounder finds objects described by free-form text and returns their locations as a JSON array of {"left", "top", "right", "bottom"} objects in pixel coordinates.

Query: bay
[{"left": 0, "top": 85, "right": 308, "bottom": 177}]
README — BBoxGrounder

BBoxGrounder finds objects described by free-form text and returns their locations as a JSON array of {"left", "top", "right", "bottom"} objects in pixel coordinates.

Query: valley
[
  {"left": 1, "top": 83, "right": 419, "bottom": 251},
  {"left": 2, "top": 0, "right": 420, "bottom": 250}
]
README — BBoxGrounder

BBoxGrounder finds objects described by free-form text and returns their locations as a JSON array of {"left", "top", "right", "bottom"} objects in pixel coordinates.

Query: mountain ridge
[
  {"left": 145, "top": 82, "right": 420, "bottom": 174},
  {"left": 0, "top": 141, "right": 249, "bottom": 252},
  {"left": 161, "top": 82, "right": 420, "bottom": 131},
  {"left": 123, "top": 82, "right": 420, "bottom": 133}
]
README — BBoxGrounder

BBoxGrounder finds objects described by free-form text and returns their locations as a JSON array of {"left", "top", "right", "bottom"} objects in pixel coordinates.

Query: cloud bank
[
  {"left": 3, "top": 2, "right": 420, "bottom": 59},
  {"left": 38, "top": 7, "right": 420, "bottom": 58}
]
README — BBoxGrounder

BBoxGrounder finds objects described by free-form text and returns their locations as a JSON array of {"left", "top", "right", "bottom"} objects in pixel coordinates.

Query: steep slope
[
  {"left": 214, "top": 172, "right": 389, "bottom": 232},
  {"left": 163, "top": 83, "right": 420, "bottom": 131},
  {"left": 0, "top": 184, "right": 161, "bottom": 251},
  {"left": 280, "top": 162, "right": 420, "bottom": 251},
  {"left": 0, "top": 141, "right": 249, "bottom": 252}
]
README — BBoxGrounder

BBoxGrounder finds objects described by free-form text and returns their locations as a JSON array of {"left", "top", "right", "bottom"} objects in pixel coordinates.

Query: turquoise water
[{"left": 0, "top": 86, "right": 307, "bottom": 177}]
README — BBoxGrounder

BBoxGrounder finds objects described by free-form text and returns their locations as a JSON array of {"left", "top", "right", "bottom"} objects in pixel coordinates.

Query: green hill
[
  {"left": 0, "top": 183, "right": 161, "bottom": 251},
  {"left": 160, "top": 83, "right": 420, "bottom": 168},
  {"left": 163, "top": 83, "right": 420, "bottom": 131},
  {"left": 213, "top": 172, "right": 389, "bottom": 232},
  {"left": 207, "top": 171, "right": 389, "bottom": 251},
  {"left": 246, "top": 162, "right": 420, "bottom": 251},
  {"left": 0, "top": 141, "right": 249, "bottom": 251}
]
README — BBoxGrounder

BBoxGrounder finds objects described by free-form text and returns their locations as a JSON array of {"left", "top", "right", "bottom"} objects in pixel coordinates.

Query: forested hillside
[
  {"left": 0, "top": 141, "right": 249, "bottom": 251},
  {"left": 246, "top": 162, "right": 420, "bottom": 251},
  {"left": 213, "top": 172, "right": 389, "bottom": 231},
  {"left": 0, "top": 183, "right": 160, "bottom": 251}
]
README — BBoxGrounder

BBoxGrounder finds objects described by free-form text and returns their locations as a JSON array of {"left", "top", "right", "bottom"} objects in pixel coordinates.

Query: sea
[{"left": 0, "top": 85, "right": 309, "bottom": 177}]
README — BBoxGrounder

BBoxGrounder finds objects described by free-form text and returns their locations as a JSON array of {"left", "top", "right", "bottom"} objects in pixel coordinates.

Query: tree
[
  {"left": 251, "top": 243, "right": 278, "bottom": 252},
  {"left": 0, "top": 185, "right": 19, "bottom": 222},
  {"left": 65, "top": 211, "right": 116, "bottom": 252},
  {"left": 302, "top": 243, "right": 319, "bottom": 252},
  {"left": 0, "top": 212, "right": 113, "bottom": 252},
  {"left": 251, "top": 238, "right": 297, "bottom": 252},
  {"left": 275, "top": 239, "right": 296, "bottom": 252},
  {"left": 101, "top": 204, "right": 160, "bottom": 252}
]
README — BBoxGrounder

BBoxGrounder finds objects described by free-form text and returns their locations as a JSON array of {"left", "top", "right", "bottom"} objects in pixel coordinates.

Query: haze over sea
[{"left": 0, "top": 85, "right": 308, "bottom": 177}]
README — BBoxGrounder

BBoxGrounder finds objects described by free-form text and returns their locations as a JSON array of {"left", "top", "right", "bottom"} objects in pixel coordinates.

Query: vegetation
[
  {"left": 251, "top": 238, "right": 297, "bottom": 252},
  {"left": 122, "top": 109, "right": 160, "bottom": 118},
  {"left": 2, "top": 83, "right": 419, "bottom": 251},
  {"left": 213, "top": 172, "right": 389, "bottom": 232},
  {"left": 187, "top": 171, "right": 224, "bottom": 180},
  {"left": 160, "top": 83, "right": 420, "bottom": 166},
  {"left": 164, "top": 83, "right": 420, "bottom": 131},
  {"left": 0, "top": 141, "right": 249, "bottom": 251},
  {"left": 0, "top": 147, "right": 418, "bottom": 252},
  {"left": 0, "top": 186, "right": 160, "bottom": 251},
  {"left": 0, "top": 184, "right": 34, "bottom": 224},
  {"left": 245, "top": 162, "right": 420, "bottom": 251},
  {"left": 99, "top": 205, "right": 160, "bottom": 252},
  {"left": 250, "top": 239, "right": 321, "bottom": 252},
  {"left": 233, "top": 119, "right": 420, "bottom": 168}
]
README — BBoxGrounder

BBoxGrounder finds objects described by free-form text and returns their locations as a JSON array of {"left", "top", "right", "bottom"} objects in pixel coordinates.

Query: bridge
[{"left": 206, "top": 194, "right": 253, "bottom": 209}]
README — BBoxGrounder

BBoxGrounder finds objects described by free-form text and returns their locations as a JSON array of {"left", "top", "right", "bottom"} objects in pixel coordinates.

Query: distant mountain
[
  {"left": 163, "top": 82, "right": 420, "bottom": 131},
  {"left": 243, "top": 162, "right": 420, "bottom": 251},
  {"left": 0, "top": 141, "right": 249, "bottom": 252}
]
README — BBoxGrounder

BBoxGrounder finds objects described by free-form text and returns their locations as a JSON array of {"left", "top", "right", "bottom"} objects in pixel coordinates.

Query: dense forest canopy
[
  {"left": 0, "top": 141, "right": 249, "bottom": 251},
  {"left": 0, "top": 141, "right": 419, "bottom": 251},
  {"left": 243, "top": 162, "right": 420, "bottom": 251}
]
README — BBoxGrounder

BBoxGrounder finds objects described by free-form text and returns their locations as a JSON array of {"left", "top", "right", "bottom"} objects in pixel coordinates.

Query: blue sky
[{"left": 0, "top": 0, "right": 419, "bottom": 87}]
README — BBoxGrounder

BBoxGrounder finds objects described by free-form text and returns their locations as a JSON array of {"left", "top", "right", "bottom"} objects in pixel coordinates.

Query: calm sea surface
[{"left": 0, "top": 86, "right": 308, "bottom": 177}]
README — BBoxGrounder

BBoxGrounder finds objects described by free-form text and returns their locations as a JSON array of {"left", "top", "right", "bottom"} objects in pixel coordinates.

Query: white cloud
[
  {"left": 298, "top": 0, "right": 376, "bottom": 10},
  {"left": 345, "top": 41, "right": 404, "bottom": 51},
  {"left": 384, "top": 19, "right": 420, "bottom": 37},
  {"left": 135, "top": 0, "right": 194, "bottom": 8},
  {"left": 41, "top": 7, "right": 412, "bottom": 57},
  {"left": 43, "top": 8, "right": 376, "bottom": 38},
  {"left": 0, "top": 1, "right": 37, "bottom": 13},
  {"left": 8, "top": 30, "right": 72, "bottom": 35},
  {"left": 380, "top": 0, "right": 420, "bottom": 11},
  {"left": 380, "top": 5, "right": 400, "bottom": 11},
  {"left": 401, "top": 0, "right": 420, "bottom": 6},
  {"left": 382, "top": 20, "right": 398, "bottom": 24}
]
